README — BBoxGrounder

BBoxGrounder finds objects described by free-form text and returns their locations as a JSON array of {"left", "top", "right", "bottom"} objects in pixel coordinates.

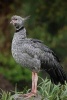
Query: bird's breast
[{"left": 11, "top": 36, "right": 24, "bottom": 62}]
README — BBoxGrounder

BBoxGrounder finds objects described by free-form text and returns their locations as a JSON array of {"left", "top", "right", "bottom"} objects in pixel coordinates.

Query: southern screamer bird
[{"left": 10, "top": 15, "right": 67, "bottom": 98}]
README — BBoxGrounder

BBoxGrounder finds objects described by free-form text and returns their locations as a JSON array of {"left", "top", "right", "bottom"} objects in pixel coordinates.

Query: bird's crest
[{"left": 24, "top": 15, "right": 30, "bottom": 21}]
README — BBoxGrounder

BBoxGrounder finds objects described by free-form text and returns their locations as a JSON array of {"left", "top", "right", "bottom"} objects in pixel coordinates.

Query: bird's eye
[{"left": 15, "top": 19, "right": 17, "bottom": 20}]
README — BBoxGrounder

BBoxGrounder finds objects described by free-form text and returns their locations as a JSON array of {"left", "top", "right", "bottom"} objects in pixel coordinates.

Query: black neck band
[{"left": 16, "top": 27, "right": 24, "bottom": 32}]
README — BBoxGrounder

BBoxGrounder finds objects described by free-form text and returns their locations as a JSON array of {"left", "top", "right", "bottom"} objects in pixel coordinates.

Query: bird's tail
[
  {"left": 41, "top": 60, "right": 67, "bottom": 85},
  {"left": 48, "top": 62, "right": 67, "bottom": 85}
]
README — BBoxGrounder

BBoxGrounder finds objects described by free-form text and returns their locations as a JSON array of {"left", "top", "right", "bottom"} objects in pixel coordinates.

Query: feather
[{"left": 41, "top": 59, "right": 67, "bottom": 84}]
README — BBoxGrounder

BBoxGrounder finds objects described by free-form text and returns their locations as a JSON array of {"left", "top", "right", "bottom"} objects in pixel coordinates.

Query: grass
[
  {"left": 38, "top": 77, "right": 67, "bottom": 100},
  {"left": 0, "top": 90, "right": 11, "bottom": 100},
  {"left": 0, "top": 78, "right": 67, "bottom": 100}
]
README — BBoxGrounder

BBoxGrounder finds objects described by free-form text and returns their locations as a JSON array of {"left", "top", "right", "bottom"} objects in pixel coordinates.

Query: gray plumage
[{"left": 11, "top": 15, "right": 67, "bottom": 85}]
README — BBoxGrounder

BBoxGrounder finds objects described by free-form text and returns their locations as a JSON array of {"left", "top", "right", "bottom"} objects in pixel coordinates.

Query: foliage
[{"left": 0, "top": 78, "right": 67, "bottom": 100}]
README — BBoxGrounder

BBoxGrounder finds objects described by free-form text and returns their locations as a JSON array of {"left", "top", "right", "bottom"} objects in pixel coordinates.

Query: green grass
[
  {"left": 0, "top": 90, "right": 11, "bottom": 100},
  {"left": 0, "top": 78, "right": 67, "bottom": 100},
  {"left": 38, "top": 77, "right": 67, "bottom": 100}
]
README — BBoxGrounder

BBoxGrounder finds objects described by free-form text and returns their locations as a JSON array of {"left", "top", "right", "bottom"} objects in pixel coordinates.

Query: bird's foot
[{"left": 21, "top": 92, "right": 37, "bottom": 99}]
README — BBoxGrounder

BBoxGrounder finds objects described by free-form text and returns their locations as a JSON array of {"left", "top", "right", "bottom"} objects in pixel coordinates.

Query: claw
[{"left": 24, "top": 92, "right": 36, "bottom": 99}]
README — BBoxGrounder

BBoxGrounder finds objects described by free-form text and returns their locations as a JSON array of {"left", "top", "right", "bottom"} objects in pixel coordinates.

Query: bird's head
[{"left": 10, "top": 15, "right": 30, "bottom": 30}]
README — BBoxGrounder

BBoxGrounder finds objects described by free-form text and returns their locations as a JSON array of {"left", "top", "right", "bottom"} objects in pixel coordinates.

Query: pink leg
[
  {"left": 31, "top": 72, "right": 38, "bottom": 93},
  {"left": 23, "top": 72, "right": 38, "bottom": 98}
]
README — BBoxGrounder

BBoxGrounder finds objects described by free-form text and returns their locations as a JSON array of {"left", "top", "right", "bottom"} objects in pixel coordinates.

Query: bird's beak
[
  {"left": 10, "top": 20, "right": 13, "bottom": 24},
  {"left": 10, "top": 20, "right": 15, "bottom": 25}
]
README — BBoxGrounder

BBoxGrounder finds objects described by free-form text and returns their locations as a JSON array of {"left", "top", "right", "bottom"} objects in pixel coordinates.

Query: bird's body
[{"left": 10, "top": 15, "right": 67, "bottom": 98}]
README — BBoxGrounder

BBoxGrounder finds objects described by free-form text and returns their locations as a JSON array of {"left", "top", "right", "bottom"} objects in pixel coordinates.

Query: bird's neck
[
  {"left": 15, "top": 27, "right": 26, "bottom": 39},
  {"left": 12, "top": 27, "right": 27, "bottom": 45},
  {"left": 16, "top": 26, "right": 24, "bottom": 32}
]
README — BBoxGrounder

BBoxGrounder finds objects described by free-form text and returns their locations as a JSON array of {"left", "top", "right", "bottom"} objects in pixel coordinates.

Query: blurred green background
[{"left": 0, "top": 0, "right": 67, "bottom": 91}]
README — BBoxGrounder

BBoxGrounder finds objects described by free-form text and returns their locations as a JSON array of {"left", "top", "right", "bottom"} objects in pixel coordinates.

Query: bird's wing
[
  {"left": 26, "top": 38, "right": 67, "bottom": 84},
  {"left": 30, "top": 38, "right": 60, "bottom": 62}
]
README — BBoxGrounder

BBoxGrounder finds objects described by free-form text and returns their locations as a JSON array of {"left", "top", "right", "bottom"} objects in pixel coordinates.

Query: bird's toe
[{"left": 21, "top": 92, "right": 37, "bottom": 98}]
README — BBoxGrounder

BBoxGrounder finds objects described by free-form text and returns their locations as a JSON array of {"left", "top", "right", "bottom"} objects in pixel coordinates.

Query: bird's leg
[
  {"left": 23, "top": 72, "right": 38, "bottom": 98},
  {"left": 31, "top": 72, "right": 38, "bottom": 94}
]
